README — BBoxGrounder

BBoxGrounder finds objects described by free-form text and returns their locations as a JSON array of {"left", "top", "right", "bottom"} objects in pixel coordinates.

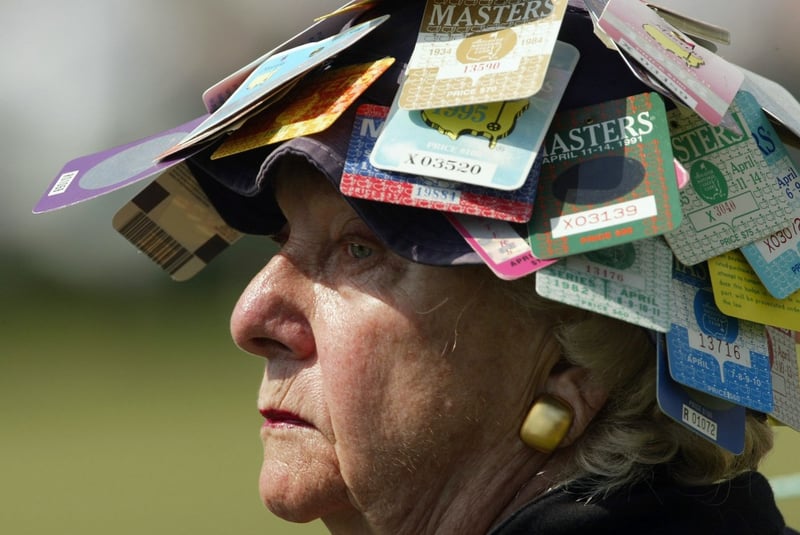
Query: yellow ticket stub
[{"left": 708, "top": 249, "right": 800, "bottom": 331}]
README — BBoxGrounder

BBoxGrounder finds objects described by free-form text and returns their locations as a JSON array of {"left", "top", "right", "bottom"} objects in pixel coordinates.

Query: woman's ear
[{"left": 542, "top": 365, "right": 608, "bottom": 449}]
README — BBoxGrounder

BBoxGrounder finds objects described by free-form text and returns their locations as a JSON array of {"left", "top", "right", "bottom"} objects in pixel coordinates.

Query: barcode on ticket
[
  {"left": 112, "top": 165, "right": 242, "bottom": 281},
  {"left": 117, "top": 211, "right": 194, "bottom": 276}
]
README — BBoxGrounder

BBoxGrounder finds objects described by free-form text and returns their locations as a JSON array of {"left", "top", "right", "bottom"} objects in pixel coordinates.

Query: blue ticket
[
  {"left": 656, "top": 333, "right": 746, "bottom": 454},
  {"left": 666, "top": 260, "right": 773, "bottom": 413},
  {"left": 369, "top": 40, "right": 578, "bottom": 191},
  {"left": 741, "top": 210, "right": 800, "bottom": 299},
  {"left": 738, "top": 114, "right": 800, "bottom": 298}
]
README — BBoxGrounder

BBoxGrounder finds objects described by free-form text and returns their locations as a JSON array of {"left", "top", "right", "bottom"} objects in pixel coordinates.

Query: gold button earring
[{"left": 519, "top": 394, "right": 574, "bottom": 454}]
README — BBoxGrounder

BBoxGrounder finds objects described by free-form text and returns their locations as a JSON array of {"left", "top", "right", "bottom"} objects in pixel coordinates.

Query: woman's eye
[{"left": 347, "top": 242, "right": 373, "bottom": 259}]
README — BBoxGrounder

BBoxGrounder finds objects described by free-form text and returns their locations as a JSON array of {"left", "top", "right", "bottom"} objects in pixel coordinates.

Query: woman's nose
[{"left": 229, "top": 253, "right": 316, "bottom": 360}]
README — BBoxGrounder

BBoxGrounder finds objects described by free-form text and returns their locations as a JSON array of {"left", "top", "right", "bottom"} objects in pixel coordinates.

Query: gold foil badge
[
  {"left": 399, "top": 0, "right": 569, "bottom": 110},
  {"left": 420, "top": 98, "right": 530, "bottom": 148},
  {"left": 456, "top": 29, "right": 517, "bottom": 64}
]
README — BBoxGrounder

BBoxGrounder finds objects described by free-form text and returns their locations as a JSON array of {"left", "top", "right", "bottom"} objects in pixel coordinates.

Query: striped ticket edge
[{"left": 113, "top": 163, "right": 242, "bottom": 281}]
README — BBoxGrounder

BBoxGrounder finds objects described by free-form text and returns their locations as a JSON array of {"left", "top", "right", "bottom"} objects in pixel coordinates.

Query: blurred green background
[
  {"left": 1, "top": 242, "right": 330, "bottom": 534},
  {"left": 4, "top": 0, "right": 800, "bottom": 533}
]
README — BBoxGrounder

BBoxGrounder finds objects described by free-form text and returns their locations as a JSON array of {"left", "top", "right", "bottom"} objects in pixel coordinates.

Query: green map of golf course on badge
[{"left": 528, "top": 92, "right": 682, "bottom": 259}]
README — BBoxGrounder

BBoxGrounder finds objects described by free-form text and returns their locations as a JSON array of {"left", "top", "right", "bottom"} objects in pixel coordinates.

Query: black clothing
[{"left": 489, "top": 471, "right": 793, "bottom": 534}]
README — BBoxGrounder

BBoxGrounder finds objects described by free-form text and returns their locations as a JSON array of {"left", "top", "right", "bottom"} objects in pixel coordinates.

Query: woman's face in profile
[{"left": 229, "top": 166, "right": 546, "bottom": 526}]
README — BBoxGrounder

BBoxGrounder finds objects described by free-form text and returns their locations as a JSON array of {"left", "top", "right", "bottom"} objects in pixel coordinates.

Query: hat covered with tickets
[{"left": 35, "top": 0, "right": 800, "bottom": 453}]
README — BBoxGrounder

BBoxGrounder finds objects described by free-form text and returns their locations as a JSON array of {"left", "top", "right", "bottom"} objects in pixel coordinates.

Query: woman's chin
[{"left": 259, "top": 457, "right": 351, "bottom": 523}]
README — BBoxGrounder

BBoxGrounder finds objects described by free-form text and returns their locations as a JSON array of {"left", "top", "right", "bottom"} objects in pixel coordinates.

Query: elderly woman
[
  {"left": 201, "top": 1, "right": 793, "bottom": 530},
  {"left": 46, "top": 0, "right": 794, "bottom": 533},
  {"left": 228, "top": 157, "right": 782, "bottom": 534}
]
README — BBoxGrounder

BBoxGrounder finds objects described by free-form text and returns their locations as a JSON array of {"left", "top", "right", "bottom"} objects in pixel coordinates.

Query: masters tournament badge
[{"left": 399, "top": 0, "right": 569, "bottom": 109}]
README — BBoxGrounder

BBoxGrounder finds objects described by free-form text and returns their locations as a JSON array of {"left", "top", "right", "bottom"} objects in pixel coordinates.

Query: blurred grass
[
  {"left": 1, "top": 241, "right": 327, "bottom": 534},
  {"left": 2, "top": 242, "right": 799, "bottom": 533}
]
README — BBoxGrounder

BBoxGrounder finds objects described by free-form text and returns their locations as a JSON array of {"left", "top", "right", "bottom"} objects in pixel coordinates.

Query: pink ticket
[{"left": 597, "top": 0, "right": 743, "bottom": 126}]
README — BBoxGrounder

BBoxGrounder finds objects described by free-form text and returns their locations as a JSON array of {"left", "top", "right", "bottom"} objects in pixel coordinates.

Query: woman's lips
[{"left": 259, "top": 409, "right": 313, "bottom": 429}]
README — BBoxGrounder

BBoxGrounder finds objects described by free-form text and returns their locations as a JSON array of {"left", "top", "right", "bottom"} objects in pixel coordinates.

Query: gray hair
[{"left": 499, "top": 273, "right": 773, "bottom": 495}]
